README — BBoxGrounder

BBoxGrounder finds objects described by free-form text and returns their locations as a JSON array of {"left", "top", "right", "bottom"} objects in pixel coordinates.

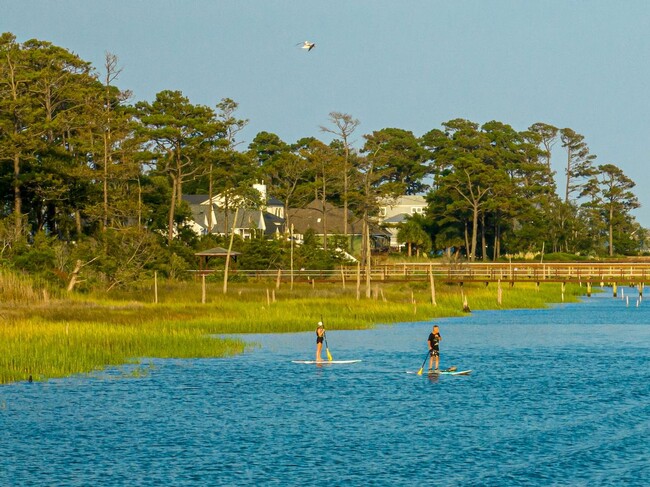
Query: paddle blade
[
  {"left": 326, "top": 348, "right": 333, "bottom": 361},
  {"left": 416, "top": 367, "right": 424, "bottom": 376}
]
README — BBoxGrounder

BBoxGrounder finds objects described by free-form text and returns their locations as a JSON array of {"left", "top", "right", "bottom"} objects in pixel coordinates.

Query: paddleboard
[
  {"left": 407, "top": 369, "right": 472, "bottom": 376},
  {"left": 292, "top": 360, "right": 362, "bottom": 364}
]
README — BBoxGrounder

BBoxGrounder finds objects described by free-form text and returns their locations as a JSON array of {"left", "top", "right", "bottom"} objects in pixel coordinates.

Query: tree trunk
[
  {"left": 470, "top": 205, "right": 479, "bottom": 262},
  {"left": 609, "top": 205, "right": 614, "bottom": 256},
  {"left": 67, "top": 260, "right": 82, "bottom": 292},
  {"left": 343, "top": 150, "right": 348, "bottom": 250},
  {"left": 481, "top": 214, "right": 487, "bottom": 261},
  {"left": 223, "top": 208, "right": 239, "bottom": 294},
  {"left": 321, "top": 185, "right": 328, "bottom": 250},
  {"left": 365, "top": 216, "right": 371, "bottom": 298},
  {"left": 75, "top": 211, "right": 82, "bottom": 236},
  {"left": 168, "top": 174, "right": 178, "bottom": 244},
  {"left": 103, "top": 131, "right": 109, "bottom": 231},
  {"left": 207, "top": 163, "right": 214, "bottom": 233},
  {"left": 13, "top": 152, "right": 22, "bottom": 240},
  {"left": 565, "top": 148, "right": 572, "bottom": 204}
]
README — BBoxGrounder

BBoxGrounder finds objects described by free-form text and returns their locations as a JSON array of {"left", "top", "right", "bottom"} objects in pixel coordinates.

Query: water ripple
[{"left": 1, "top": 291, "right": 649, "bottom": 486}]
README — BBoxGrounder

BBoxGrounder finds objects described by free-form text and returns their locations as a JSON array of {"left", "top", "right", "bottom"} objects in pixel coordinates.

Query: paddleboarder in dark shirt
[
  {"left": 428, "top": 325, "right": 441, "bottom": 372},
  {"left": 316, "top": 322, "right": 325, "bottom": 362}
]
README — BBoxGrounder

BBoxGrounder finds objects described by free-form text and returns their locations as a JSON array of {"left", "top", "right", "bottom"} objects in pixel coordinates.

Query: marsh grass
[
  {"left": 0, "top": 276, "right": 585, "bottom": 384},
  {"left": 0, "top": 269, "right": 59, "bottom": 305}
]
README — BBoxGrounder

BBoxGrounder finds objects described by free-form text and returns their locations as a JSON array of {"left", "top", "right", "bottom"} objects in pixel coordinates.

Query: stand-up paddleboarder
[
  {"left": 428, "top": 324, "right": 442, "bottom": 372},
  {"left": 316, "top": 322, "right": 325, "bottom": 362}
]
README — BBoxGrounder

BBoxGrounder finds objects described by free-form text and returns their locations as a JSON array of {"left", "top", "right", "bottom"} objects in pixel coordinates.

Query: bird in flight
[{"left": 298, "top": 41, "right": 316, "bottom": 51}]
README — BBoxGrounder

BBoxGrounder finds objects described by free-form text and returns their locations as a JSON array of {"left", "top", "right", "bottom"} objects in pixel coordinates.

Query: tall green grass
[
  {"left": 0, "top": 273, "right": 585, "bottom": 384},
  {"left": 0, "top": 317, "right": 246, "bottom": 384},
  {"left": 0, "top": 268, "right": 59, "bottom": 304}
]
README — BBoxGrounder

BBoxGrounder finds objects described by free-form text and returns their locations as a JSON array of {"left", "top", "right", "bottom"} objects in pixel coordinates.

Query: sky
[{"left": 3, "top": 0, "right": 650, "bottom": 226}]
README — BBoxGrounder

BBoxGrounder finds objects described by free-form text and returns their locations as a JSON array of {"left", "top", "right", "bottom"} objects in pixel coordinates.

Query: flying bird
[{"left": 298, "top": 41, "right": 316, "bottom": 51}]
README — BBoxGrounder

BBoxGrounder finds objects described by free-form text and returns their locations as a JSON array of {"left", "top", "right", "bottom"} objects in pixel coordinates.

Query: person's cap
[{"left": 317, "top": 321, "right": 323, "bottom": 326}]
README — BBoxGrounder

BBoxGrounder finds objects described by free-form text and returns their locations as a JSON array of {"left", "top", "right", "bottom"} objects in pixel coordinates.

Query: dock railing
[{"left": 191, "top": 262, "right": 650, "bottom": 284}]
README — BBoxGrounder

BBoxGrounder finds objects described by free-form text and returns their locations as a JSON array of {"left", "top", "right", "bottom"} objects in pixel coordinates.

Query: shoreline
[{"left": 0, "top": 281, "right": 586, "bottom": 385}]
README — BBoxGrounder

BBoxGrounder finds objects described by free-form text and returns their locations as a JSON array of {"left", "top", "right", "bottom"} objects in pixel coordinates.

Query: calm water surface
[{"left": 1, "top": 289, "right": 649, "bottom": 486}]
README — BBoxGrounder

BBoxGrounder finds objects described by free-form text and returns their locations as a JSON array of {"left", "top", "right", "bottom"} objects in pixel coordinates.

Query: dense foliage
[{"left": 0, "top": 33, "right": 645, "bottom": 290}]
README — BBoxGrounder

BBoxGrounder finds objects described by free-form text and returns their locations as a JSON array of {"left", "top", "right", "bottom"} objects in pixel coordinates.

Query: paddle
[
  {"left": 416, "top": 350, "right": 431, "bottom": 376},
  {"left": 321, "top": 315, "right": 333, "bottom": 361}
]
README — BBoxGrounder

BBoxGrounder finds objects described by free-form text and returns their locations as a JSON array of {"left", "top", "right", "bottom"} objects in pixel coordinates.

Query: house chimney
[{"left": 253, "top": 182, "right": 267, "bottom": 203}]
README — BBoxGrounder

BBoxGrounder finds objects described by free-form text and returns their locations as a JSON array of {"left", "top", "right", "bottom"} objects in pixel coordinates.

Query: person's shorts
[
  {"left": 430, "top": 349, "right": 439, "bottom": 357},
  {"left": 316, "top": 337, "right": 324, "bottom": 344}
]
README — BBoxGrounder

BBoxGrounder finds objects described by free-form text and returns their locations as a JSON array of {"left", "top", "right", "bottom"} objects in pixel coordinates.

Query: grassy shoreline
[{"left": 0, "top": 280, "right": 585, "bottom": 384}]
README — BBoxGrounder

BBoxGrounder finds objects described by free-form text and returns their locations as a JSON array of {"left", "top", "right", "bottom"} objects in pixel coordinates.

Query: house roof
[
  {"left": 183, "top": 194, "right": 211, "bottom": 206},
  {"left": 380, "top": 195, "right": 427, "bottom": 207},
  {"left": 213, "top": 208, "right": 284, "bottom": 235},
  {"left": 182, "top": 193, "right": 285, "bottom": 236},
  {"left": 288, "top": 200, "right": 388, "bottom": 236},
  {"left": 267, "top": 196, "right": 283, "bottom": 207},
  {"left": 384, "top": 213, "right": 410, "bottom": 224},
  {"left": 195, "top": 247, "right": 241, "bottom": 257}
]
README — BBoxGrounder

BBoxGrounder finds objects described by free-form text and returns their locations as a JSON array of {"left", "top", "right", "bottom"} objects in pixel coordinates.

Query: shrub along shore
[{"left": 0, "top": 278, "right": 585, "bottom": 385}]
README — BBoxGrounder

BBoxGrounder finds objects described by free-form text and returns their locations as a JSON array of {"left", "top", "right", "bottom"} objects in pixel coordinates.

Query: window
[{"left": 411, "top": 207, "right": 424, "bottom": 214}]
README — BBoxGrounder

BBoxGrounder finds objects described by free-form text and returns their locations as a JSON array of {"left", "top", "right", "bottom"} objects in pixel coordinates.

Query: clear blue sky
[{"left": 4, "top": 1, "right": 650, "bottom": 226}]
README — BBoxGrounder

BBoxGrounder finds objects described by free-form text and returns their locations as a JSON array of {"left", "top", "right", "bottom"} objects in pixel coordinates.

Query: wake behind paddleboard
[
  {"left": 406, "top": 369, "right": 472, "bottom": 376},
  {"left": 292, "top": 360, "right": 362, "bottom": 364}
]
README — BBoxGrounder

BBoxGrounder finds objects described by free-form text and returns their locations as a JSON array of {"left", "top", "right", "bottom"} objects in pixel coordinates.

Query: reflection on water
[{"left": 1, "top": 288, "right": 649, "bottom": 486}]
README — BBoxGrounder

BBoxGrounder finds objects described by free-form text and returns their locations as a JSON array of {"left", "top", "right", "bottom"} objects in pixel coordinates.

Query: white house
[
  {"left": 182, "top": 183, "right": 285, "bottom": 239},
  {"left": 378, "top": 195, "right": 427, "bottom": 250}
]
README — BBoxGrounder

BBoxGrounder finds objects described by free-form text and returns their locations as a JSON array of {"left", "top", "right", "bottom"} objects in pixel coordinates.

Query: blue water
[{"left": 1, "top": 289, "right": 649, "bottom": 486}]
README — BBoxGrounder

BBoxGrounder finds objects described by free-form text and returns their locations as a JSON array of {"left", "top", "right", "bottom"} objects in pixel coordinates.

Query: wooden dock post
[
  {"left": 201, "top": 274, "right": 206, "bottom": 304},
  {"left": 461, "top": 289, "right": 471, "bottom": 313},
  {"left": 356, "top": 262, "right": 361, "bottom": 301},
  {"left": 429, "top": 267, "right": 437, "bottom": 306},
  {"left": 612, "top": 282, "right": 617, "bottom": 298},
  {"left": 586, "top": 282, "right": 592, "bottom": 297}
]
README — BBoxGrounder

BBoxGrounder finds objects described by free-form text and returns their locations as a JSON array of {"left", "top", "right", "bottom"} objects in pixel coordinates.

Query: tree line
[{"left": 0, "top": 34, "right": 644, "bottom": 289}]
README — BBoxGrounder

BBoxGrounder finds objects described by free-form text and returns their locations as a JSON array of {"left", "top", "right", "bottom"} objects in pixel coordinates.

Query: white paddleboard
[
  {"left": 406, "top": 369, "right": 472, "bottom": 376},
  {"left": 292, "top": 360, "right": 362, "bottom": 364}
]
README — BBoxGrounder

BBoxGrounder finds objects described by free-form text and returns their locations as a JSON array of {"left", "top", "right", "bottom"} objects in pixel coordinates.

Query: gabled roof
[
  {"left": 183, "top": 194, "right": 211, "bottom": 206},
  {"left": 267, "top": 196, "right": 283, "bottom": 207},
  {"left": 380, "top": 195, "right": 427, "bottom": 207},
  {"left": 384, "top": 213, "right": 410, "bottom": 224},
  {"left": 288, "top": 200, "right": 388, "bottom": 236},
  {"left": 212, "top": 208, "right": 284, "bottom": 235},
  {"left": 195, "top": 247, "right": 241, "bottom": 257}
]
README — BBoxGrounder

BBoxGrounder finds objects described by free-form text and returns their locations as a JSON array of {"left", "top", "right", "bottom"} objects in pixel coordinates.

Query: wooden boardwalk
[{"left": 213, "top": 262, "right": 650, "bottom": 285}]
